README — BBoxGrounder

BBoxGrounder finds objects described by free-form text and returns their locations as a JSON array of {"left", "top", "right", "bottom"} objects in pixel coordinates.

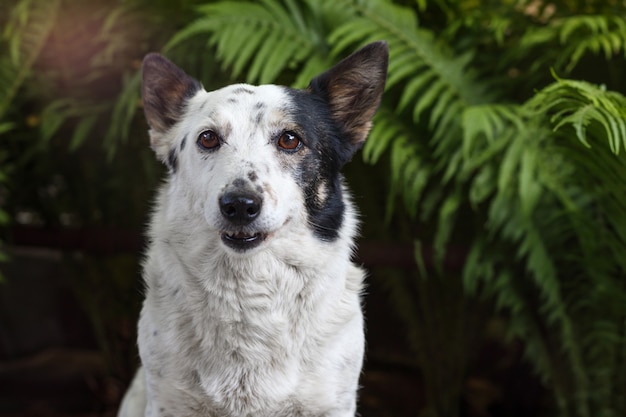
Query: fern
[
  {"left": 166, "top": 0, "right": 333, "bottom": 86},
  {"left": 559, "top": 15, "right": 626, "bottom": 71},
  {"left": 366, "top": 110, "right": 433, "bottom": 220},
  {"left": 528, "top": 75, "right": 626, "bottom": 154},
  {"left": 103, "top": 70, "right": 142, "bottom": 158},
  {"left": 0, "top": 0, "right": 60, "bottom": 118},
  {"left": 520, "top": 15, "right": 626, "bottom": 73},
  {"left": 458, "top": 79, "right": 626, "bottom": 416}
]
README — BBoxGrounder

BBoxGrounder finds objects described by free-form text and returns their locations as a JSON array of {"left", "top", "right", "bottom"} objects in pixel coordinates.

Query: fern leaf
[
  {"left": 394, "top": 150, "right": 430, "bottom": 217},
  {"left": 397, "top": 71, "right": 436, "bottom": 112},
  {"left": 364, "top": 111, "right": 399, "bottom": 163},
  {"left": 528, "top": 77, "right": 626, "bottom": 155},
  {"left": 39, "top": 99, "right": 73, "bottom": 143},
  {"left": 168, "top": 0, "right": 324, "bottom": 85},
  {"left": 0, "top": 0, "right": 60, "bottom": 117},
  {"left": 231, "top": 33, "right": 267, "bottom": 79},
  {"left": 434, "top": 190, "right": 461, "bottom": 265},
  {"left": 104, "top": 70, "right": 142, "bottom": 157},
  {"left": 518, "top": 146, "right": 543, "bottom": 217},
  {"left": 292, "top": 54, "right": 333, "bottom": 88},
  {"left": 560, "top": 15, "right": 626, "bottom": 71},
  {"left": 69, "top": 115, "right": 98, "bottom": 152},
  {"left": 0, "top": 122, "right": 14, "bottom": 136}
]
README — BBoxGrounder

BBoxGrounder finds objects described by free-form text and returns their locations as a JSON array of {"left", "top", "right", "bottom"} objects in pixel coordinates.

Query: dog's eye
[
  {"left": 277, "top": 131, "right": 301, "bottom": 152},
  {"left": 198, "top": 130, "right": 220, "bottom": 150}
]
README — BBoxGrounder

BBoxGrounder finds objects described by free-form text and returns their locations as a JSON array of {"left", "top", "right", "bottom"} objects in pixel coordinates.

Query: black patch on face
[
  {"left": 250, "top": 102, "right": 266, "bottom": 126},
  {"left": 253, "top": 110, "right": 265, "bottom": 126},
  {"left": 168, "top": 148, "right": 177, "bottom": 173},
  {"left": 232, "top": 178, "right": 245, "bottom": 188},
  {"left": 248, "top": 171, "right": 258, "bottom": 182},
  {"left": 233, "top": 86, "right": 254, "bottom": 95},
  {"left": 180, "top": 136, "right": 187, "bottom": 151},
  {"left": 282, "top": 87, "right": 361, "bottom": 241}
]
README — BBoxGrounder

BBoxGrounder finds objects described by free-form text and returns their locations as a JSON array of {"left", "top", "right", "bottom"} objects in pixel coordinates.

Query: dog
[{"left": 117, "top": 41, "right": 388, "bottom": 417}]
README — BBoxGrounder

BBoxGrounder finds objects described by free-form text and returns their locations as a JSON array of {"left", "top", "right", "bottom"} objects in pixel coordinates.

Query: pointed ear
[
  {"left": 142, "top": 53, "right": 201, "bottom": 134},
  {"left": 308, "top": 41, "right": 388, "bottom": 145}
]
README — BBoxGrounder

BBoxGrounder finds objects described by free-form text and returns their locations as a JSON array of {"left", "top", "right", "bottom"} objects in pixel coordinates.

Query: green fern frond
[
  {"left": 364, "top": 109, "right": 405, "bottom": 164},
  {"left": 559, "top": 15, "right": 626, "bottom": 71},
  {"left": 433, "top": 189, "right": 461, "bottom": 265},
  {"left": 457, "top": 106, "right": 514, "bottom": 206},
  {"left": 389, "top": 137, "right": 422, "bottom": 218},
  {"left": 527, "top": 76, "right": 626, "bottom": 154},
  {"left": 167, "top": 0, "right": 327, "bottom": 85},
  {"left": 457, "top": 86, "right": 626, "bottom": 414},
  {"left": 461, "top": 104, "right": 526, "bottom": 158},
  {"left": 0, "top": 0, "right": 60, "bottom": 118},
  {"left": 521, "top": 15, "right": 626, "bottom": 73},
  {"left": 104, "top": 70, "right": 142, "bottom": 158},
  {"left": 461, "top": 81, "right": 626, "bottom": 414},
  {"left": 39, "top": 99, "right": 75, "bottom": 143},
  {"left": 0, "top": 122, "right": 14, "bottom": 136},
  {"left": 366, "top": 108, "right": 432, "bottom": 219}
]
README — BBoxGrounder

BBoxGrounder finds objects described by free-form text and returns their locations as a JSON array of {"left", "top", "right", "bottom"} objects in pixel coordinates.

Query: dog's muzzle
[{"left": 219, "top": 191, "right": 266, "bottom": 251}]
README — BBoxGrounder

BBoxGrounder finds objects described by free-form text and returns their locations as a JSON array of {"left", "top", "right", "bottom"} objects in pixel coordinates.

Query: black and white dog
[{"left": 118, "top": 41, "right": 388, "bottom": 417}]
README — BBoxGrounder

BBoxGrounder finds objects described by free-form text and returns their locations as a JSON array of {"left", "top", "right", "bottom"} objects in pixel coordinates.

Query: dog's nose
[{"left": 219, "top": 192, "right": 262, "bottom": 225}]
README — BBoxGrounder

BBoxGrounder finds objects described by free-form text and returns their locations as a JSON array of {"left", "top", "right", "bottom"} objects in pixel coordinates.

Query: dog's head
[{"left": 142, "top": 42, "right": 388, "bottom": 254}]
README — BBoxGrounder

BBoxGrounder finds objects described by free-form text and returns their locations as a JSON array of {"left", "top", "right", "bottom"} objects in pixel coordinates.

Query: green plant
[{"left": 153, "top": 1, "right": 626, "bottom": 416}]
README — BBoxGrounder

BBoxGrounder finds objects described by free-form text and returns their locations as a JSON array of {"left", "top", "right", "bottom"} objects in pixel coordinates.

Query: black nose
[{"left": 219, "top": 192, "right": 262, "bottom": 225}]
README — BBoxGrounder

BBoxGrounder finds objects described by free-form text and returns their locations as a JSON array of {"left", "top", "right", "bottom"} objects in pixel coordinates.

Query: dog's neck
[
  {"left": 143, "top": 196, "right": 359, "bottom": 373},
  {"left": 145, "top": 185, "right": 358, "bottom": 312}
]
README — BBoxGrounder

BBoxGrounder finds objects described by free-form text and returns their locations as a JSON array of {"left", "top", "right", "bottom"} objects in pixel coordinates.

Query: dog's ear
[
  {"left": 308, "top": 41, "right": 388, "bottom": 146},
  {"left": 142, "top": 53, "right": 201, "bottom": 134}
]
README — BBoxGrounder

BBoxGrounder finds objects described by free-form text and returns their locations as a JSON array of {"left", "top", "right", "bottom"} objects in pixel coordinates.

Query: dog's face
[{"left": 142, "top": 43, "right": 388, "bottom": 253}]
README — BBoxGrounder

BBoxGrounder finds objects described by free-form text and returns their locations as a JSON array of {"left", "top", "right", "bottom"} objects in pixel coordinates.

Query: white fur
[{"left": 118, "top": 84, "right": 366, "bottom": 417}]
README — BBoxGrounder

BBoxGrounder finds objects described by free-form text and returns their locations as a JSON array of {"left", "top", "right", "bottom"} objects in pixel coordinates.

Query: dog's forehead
[
  {"left": 219, "top": 84, "right": 285, "bottom": 103},
  {"left": 189, "top": 83, "right": 293, "bottom": 124}
]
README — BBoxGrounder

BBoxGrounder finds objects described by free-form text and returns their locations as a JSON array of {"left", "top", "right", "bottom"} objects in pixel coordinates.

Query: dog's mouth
[{"left": 221, "top": 231, "right": 267, "bottom": 251}]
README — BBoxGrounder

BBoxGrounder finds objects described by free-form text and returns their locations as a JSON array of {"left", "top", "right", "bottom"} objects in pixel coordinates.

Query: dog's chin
[{"left": 220, "top": 231, "right": 268, "bottom": 252}]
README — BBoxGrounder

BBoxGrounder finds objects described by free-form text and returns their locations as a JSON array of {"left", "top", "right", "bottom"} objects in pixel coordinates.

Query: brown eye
[
  {"left": 277, "top": 131, "right": 302, "bottom": 151},
  {"left": 198, "top": 130, "right": 220, "bottom": 150}
]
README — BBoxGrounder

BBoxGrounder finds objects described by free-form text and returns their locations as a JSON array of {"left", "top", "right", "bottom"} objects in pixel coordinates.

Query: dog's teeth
[{"left": 227, "top": 232, "right": 258, "bottom": 240}]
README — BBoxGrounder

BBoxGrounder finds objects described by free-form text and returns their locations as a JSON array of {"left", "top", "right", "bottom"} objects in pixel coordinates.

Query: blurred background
[{"left": 1, "top": 0, "right": 625, "bottom": 416}]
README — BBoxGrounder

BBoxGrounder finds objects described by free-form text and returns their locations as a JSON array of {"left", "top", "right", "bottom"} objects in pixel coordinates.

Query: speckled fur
[{"left": 118, "top": 42, "right": 388, "bottom": 417}]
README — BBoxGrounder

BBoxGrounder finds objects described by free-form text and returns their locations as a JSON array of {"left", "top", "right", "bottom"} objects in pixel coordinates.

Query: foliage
[
  {"left": 150, "top": 1, "right": 626, "bottom": 416},
  {"left": 0, "top": 0, "right": 218, "bottom": 252}
]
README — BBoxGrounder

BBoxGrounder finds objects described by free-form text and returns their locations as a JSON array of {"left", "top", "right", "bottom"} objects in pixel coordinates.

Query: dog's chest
[
  {"left": 140, "top": 258, "right": 317, "bottom": 414},
  {"left": 190, "top": 267, "right": 302, "bottom": 364}
]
